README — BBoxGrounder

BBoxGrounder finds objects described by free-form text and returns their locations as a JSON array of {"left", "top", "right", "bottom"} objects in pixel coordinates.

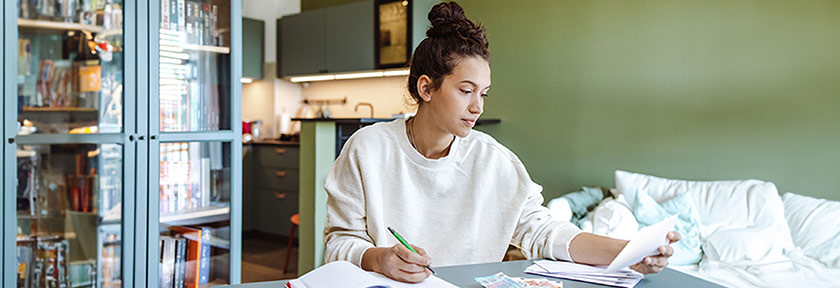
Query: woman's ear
[{"left": 416, "top": 75, "right": 434, "bottom": 103}]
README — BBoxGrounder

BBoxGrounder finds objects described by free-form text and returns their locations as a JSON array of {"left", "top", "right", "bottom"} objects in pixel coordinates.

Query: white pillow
[
  {"left": 703, "top": 226, "right": 788, "bottom": 263},
  {"left": 588, "top": 195, "right": 638, "bottom": 240},
  {"left": 615, "top": 170, "right": 795, "bottom": 260},
  {"left": 783, "top": 193, "right": 840, "bottom": 267}
]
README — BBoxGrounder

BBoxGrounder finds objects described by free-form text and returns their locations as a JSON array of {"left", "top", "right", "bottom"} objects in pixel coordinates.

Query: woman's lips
[{"left": 462, "top": 119, "right": 476, "bottom": 127}]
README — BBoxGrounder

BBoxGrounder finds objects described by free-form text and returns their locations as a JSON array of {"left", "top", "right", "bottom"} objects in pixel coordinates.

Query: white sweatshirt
[{"left": 323, "top": 118, "right": 581, "bottom": 267}]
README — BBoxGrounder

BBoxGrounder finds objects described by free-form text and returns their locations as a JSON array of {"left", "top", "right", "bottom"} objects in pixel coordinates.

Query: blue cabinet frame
[{"left": 2, "top": 0, "right": 241, "bottom": 286}]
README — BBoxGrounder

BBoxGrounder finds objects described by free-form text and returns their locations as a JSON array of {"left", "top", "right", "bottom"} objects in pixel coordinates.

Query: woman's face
[{"left": 423, "top": 56, "right": 491, "bottom": 138}]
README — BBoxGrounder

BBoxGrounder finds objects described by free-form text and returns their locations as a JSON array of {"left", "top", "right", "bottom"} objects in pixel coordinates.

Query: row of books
[
  {"left": 159, "top": 71, "right": 223, "bottom": 132},
  {"left": 160, "top": 226, "right": 213, "bottom": 288},
  {"left": 161, "top": 0, "right": 220, "bottom": 46},
  {"left": 160, "top": 143, "right": 212, "bottom": 214}
]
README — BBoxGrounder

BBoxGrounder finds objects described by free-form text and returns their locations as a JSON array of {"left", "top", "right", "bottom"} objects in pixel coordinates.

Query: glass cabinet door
[
  {"left": 16, "top": 0, "right": 124, "bottom": 135},
  {"left": 11, "top": 1, "right": 129, "bottom": 288},
  {"left": 158, "top": 0, "right": 231, "bottom": 132},
  {"left": 16, "top": 144, "right": 124, "bottom": 288},
  {"left": 157, "top": 141, "right": 231, "bottom": 286},
  {"left": 151, "top": 0, "right": 238, "bottom": 286}
]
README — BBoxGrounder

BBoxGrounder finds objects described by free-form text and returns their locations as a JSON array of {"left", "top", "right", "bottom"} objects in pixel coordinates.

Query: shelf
[
  {"left": 18, "top": 18, "right": 105, "bottom": 33},
  {"left": 160, "top": 204, "right": 230, "bottom": 226},
  {"left": 21, "top": 106, "right": 98, "bottom": 113},
  {"left": 182, "top": 44, "right": 231, "bottom": 54}
]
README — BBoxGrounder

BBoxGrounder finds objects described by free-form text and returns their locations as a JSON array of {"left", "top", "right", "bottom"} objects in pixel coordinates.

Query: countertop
[
  {"left": 242, "top": 139, "right": 300, "bottom": 146},
  {"left": 291, "top": 117, "right": 501, "bottom": 125}
]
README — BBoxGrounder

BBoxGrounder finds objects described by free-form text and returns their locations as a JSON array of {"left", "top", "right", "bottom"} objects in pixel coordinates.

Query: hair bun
[{"left": 426, "top": 2, "right": 475, "bottom": 39}]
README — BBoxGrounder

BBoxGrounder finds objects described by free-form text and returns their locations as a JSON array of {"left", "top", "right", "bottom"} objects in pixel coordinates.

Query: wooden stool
[{"left": 283, "top": 213, "right": 300, "bottom": 274}]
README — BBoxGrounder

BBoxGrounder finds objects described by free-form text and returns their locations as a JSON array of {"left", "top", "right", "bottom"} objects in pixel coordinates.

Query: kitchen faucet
[{"left": 354, "top": 102, "right": 374, "bottom": 118}]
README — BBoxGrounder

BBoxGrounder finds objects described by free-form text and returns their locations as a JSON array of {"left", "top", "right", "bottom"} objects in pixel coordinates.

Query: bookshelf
[
  {"left": 160, "top": 204, "right": 231, "bottom": 226},
  {"left": 183, "top": 44, "right": 231, "bottom": 54},
  {"left": 21, "top": 106, "right": 98, "bottom": 113},
  {"left": 17, "top": 18, "right": 105, "bottom": 33},
  {"left": 3, "top": 0, "right": 241, "bottom": 287}
]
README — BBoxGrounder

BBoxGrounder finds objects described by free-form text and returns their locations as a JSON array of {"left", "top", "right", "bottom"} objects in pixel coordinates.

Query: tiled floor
[{"left": 241, "top": 234, "right": 298, "bottom": 283}]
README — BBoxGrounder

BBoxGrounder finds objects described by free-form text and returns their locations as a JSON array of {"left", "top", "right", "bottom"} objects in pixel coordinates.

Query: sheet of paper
[
  {"left": 605, "top": 214, "right": 678, "bottom": 273},
  {"left": 369, "top": 272, "right": 459, "bottom": 288},
  {"left": 525, "top": 269, "right": 641, "bottom": 288},
  {"left": 531, "top": 260, "right": 641, "bottom": 278},
  {"left": 525, "top": 261, "right": 643, "bottom": 288}
]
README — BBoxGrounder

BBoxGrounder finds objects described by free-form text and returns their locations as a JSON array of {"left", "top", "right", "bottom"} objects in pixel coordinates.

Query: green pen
[{"left": 387, "top": 226, "right": 437, "bottom": 275}]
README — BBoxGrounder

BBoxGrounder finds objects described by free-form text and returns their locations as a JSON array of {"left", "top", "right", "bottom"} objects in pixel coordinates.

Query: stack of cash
[{"left": 475, "top": 272, "right": 563, "bottom": 288}]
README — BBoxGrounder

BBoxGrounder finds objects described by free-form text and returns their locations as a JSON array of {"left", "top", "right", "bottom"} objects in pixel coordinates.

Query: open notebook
[{"left": 287, "top": 261, "right": 458, "bottom": 288}]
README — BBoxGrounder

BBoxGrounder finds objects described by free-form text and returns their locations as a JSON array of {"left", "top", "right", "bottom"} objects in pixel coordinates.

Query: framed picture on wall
[{"left": 375, "top": 0, "right": 413, "bottom": 69}]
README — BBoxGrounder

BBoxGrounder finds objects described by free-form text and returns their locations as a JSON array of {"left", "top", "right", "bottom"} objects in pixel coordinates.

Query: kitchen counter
[
  {"left": 292, "top": 117, "right": 501, "bottom": 125},
  {"left": 243, "top": 139, "right": 300, "bottom": 146}
]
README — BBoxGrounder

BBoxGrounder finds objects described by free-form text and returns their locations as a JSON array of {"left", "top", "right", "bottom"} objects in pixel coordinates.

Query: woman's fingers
[
  {"left": 667, "top": 231, "right": 681, "bottom": 243},
  {"left": 393, "top": 244, "right": 431, "bottom": 266},
  {"left": 658, "top": 245, "right": 674, "bottom": 257},
  {"left": 392, "top": 269, "right": 431, "bottom": 283},
  {"left": 645, "top": 255, "right": 669, "bottom": 268}
]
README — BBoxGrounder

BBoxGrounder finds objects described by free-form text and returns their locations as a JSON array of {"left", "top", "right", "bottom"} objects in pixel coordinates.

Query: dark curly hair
[{"left": 407, "top": 1, "right": 490, "bottom": 105}]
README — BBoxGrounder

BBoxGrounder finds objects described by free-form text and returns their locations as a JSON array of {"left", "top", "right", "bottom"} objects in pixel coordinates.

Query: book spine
[
  {"left": 177, "top": 0, "right": 186, "bottom": 33},
  {"left": 200, "top": 158, "right": 210, "bottom": 207},
  {"left": 161, "top": 0, "right": 169, "bottom": 30},
  {"left": 203, "top": 4, "right": 212, "bottom": 45},
  {"left": 170, "top": 0, "right": 179, "bottom": 32},
  {"left": 198, "top": 227, "right": 212, "bottom": 284},
  {"left": 174, "top": 238, "right": 187, "bottom": 288},
  {"left": 211, "top": 5, "right": 218, "bottom": 45},
  {"left": 197, "top": 3, "right": 205, "bottom": 46},
  {"left": 160, "top": 237, "right": 176, "bottom": 288}
]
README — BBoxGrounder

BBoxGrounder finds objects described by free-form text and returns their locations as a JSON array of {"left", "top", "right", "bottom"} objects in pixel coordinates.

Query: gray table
[{"left": 230, "top": 259, "right": 724, "bottom": 288}]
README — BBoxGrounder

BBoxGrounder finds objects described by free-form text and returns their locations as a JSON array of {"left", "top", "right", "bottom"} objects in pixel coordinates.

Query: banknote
[{"left": 475, "top": 273, "right": 563, "bottom": 288}]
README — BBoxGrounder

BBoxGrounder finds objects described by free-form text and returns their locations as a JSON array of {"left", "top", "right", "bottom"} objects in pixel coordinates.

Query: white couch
[{"left": 556, "top": 171, "right": 840, "bottom": 288}]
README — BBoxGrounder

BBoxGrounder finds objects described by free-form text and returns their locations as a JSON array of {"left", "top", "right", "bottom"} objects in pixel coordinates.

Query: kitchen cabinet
[
  {"left": 242, "top": 18, "right": 264, "bottom": 79},
  {"left": 243, "top": 143, "right": 300, "bottom": 239},
  {"left": 278, "top": 1, "right": 373, "bottom": 77},
  {"left": 278, "top": 9, "right": 325, "bottom": 76},
  {"left": 278, "top": 0, "right": 437, "bottom": 77},
  {"left": 324, "top": 1, "right": 374, "bottom": 73}
]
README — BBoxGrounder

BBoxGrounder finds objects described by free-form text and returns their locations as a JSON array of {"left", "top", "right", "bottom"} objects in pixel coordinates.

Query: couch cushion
[
  {"left": 587, "top": 195, "right": 639, "bottom": 240},
  {"left": 615, "top": 170, "right": 795, "bottom": 261},
  {"left": 703, "top": 226, "right": 789, "bottom": 263},
  {"left": 783, "top": 192, "right": 840, "bottom": 267},
  {"left": 634, "top": 188, "right": 703, "bottom": 265}
]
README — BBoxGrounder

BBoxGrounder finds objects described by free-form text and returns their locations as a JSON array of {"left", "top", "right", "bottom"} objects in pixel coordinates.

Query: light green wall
[
  {"left": 301, "top": 0, "right": 840, "bottom": 201},
  {"left": 462, "top": 0, "right": 840, "bottom": 201}
]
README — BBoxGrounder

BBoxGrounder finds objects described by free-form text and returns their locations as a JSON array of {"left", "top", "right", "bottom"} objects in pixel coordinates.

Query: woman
[{"left": 324, "top": 1, "right": 680, "bottom": 283}]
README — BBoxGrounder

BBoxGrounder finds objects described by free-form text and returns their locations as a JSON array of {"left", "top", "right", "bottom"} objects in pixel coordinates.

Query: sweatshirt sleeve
[
  {"left": 510, "top": 167, "right": 583, "bottom": 262},
  {"left": 323, "top": 143, "right": 375, "bottom": 267}
]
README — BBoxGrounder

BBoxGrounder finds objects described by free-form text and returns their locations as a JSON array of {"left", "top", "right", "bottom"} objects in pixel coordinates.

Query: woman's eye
[
  {"left": 481, "top": 93, "right": 489, "bottom": 98},
  {"left": 461, "top": 89, "right": 472, "bottom": 95}
]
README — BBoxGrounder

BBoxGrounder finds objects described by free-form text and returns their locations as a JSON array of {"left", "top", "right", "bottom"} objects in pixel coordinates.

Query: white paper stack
[
  {"left": 525, "top": 260, "right": 643, "bottom": 288},
  {"left": 524, "top": 215, "right": 679, "bottom": 288}
]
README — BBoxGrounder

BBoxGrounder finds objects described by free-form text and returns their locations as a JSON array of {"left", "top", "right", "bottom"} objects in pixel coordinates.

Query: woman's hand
[
  {"left": 361, "top": 244, "right": 432, "bottom": 283},
  {"left": 630, "top": 231, "right": 681, "bottom": 274}
]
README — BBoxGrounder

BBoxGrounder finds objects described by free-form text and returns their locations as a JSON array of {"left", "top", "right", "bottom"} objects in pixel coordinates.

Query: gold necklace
[
  {"left": 408, "top": 118, "right": 418, "bottom": 149},
  {"left": 408, "top": 117, "right": 455, "bottom": 157}
]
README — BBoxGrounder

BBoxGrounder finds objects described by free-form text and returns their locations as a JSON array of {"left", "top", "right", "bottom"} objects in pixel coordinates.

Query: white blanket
[{"left": 672, "top": 250, "right": 840, "bottom": 288}]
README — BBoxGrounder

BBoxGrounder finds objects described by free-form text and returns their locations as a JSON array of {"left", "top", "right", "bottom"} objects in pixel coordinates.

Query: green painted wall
[
  {"left": 461, "top": 0, "right": 840, "bottom": 201},
  {"left": 301, "top": 0, "right": 840, "bottom": 201}
]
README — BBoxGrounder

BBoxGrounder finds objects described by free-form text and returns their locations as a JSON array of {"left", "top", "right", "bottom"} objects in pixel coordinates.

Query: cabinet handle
[
  {"left": 275, "top": 170, "right": 287, "bottom": 177},
  {"left": 275, "top": 192, "right": 287, "bottom": 199},
  {"left": 274, "top": 148, "right": 287, "bottom": 154}
]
